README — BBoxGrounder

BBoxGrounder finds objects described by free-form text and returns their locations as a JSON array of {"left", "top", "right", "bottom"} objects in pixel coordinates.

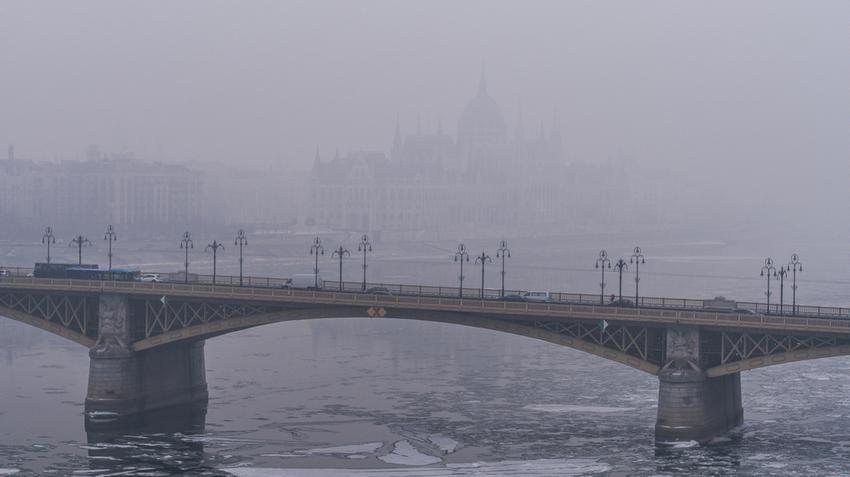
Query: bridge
[{"left": 2, "top": 270, "right": 850, "bottom": 443}]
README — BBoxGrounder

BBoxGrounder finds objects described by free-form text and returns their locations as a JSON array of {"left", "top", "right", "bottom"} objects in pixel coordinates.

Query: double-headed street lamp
[
  {"left": 454, "top": 243, "right": 469, "bottom": 298},
  {"left": 180, "top": 231, "right": 194, "bottom": 283},
  {"left": 205, "top": 240, "right": 225, "bottom": 285},
  {"left": 789, "top": 254, "right": 803, "bottom": 315},
  {"left": 595, "top": 250, "right": 611, "bottom": 304},
  {"left": 496, "top": 239, "right": 511, "bottom": 297},
  {"left": 331, "top": 246, "right": 350, "bottom": 290},
  {"left": 475, "top": 251, "right": 492, "bottom": 299},
  {"left": 777, "top": 266, "right": 789, "bottom": 315},
  {"left": 358, "top": 234, "right": 372, "bottom": 291},
  {"left": 69, "top": 235, "right": 92, "bottom": 265},
  {"left": 42, "top": 226, "right": 56, "bottom": 264},
  {"left": 104, "top": 225, "right": 117, "bottom": 270},
  {"left": 760, "top": 257, "right": 777, "bottom": 313},
  {"left": 234, "top": 229, "right": 248, "bottom": 286},
  {"left": 630, "top": 246, "right": 645, "bottom": 307},
  {"left": 309, "top": 237, "right": 324, "bottom": 289},
  {"left": 613, "top": 258, "right": 628, "bottom": 304}
]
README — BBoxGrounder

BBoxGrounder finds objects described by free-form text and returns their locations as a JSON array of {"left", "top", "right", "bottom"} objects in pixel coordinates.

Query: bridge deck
[{"left": 2, "top": 276, "right": 849, "bottom": 336}]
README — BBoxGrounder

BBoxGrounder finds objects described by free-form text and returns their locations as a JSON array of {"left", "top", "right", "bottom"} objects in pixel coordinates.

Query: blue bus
[{"left": 33, "top": 263, "right": 140, "bottom": 281}]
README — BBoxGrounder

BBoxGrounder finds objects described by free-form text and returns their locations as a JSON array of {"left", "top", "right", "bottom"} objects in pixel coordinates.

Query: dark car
[
  {"left": 499, "top": 294, "right": 526, "bottom": 302},
  {"left": 365, "top": 286, "right": 392, "bottom": 296}
]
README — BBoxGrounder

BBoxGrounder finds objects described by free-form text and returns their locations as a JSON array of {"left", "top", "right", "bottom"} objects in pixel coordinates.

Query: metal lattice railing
[{"left": 2, "top": 264, "right": 850, "bottom": 321}]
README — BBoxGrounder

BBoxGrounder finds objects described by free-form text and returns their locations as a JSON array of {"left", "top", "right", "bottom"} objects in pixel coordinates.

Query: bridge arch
[
  {"left": 131, "top": 307, "right": 662, "bottom": 375},
  {"left": 706, "top": 344, "right": 850, "bottom": 377},
  {"left": 0, "top": 306, "right": 95, "bottom": 348}
]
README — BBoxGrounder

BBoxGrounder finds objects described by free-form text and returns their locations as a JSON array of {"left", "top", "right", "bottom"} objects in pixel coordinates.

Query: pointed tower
[
  {"left": 550, "top": 106, "right": 564, "bottom": 162},
  {"left": 392, "top": 116, "right": 403, "bottom": 160},
  {"left": 514, "top": 100, "right": 524, "bottom": 141},
  {"left": 478, "top": 64, "right": 488, "bottom": 96}
]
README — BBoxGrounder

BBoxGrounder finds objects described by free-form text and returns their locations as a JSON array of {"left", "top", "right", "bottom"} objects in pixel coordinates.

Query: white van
[
  {"left": 287, "top": 273, "right": 323, "bottom": 290},
  {"left": 523, "top": 291, "right": 552, "bottom": 302}
]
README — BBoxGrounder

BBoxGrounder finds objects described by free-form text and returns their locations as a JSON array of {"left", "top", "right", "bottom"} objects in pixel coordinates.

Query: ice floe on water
[
  {"left": 377, "top": 440, "right": 441, "bottom": 466},
  {"left": 428, "top": 435, "right": 459, "bottom": 454},
  {"left": 224, "top": 457, "right": 610, "bottom": 476},
  {"left": 658, "top": 440, "right": 700, "bottom": 449},
  {"left": 801, "top": 373, "right": 831, "bottom": 381},
  {"left": 302, "top": 442, "right": 384, "bottom": 455},
  {"left": 0, "top": 470, "right": 20, "bottom": 476},
  {"left": 523, "top": 404, "right": 635, "bottom": 413}
]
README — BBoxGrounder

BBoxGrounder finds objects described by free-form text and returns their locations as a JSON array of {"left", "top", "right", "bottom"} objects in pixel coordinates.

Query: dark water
[{"left": 2, "top": 232, "right": 850, "bottom": 476}]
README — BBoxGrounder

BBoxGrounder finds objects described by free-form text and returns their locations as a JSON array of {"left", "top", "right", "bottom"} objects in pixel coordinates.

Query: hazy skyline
[{"left": 1, "top": 1, "right": 848, "bottom": 232}]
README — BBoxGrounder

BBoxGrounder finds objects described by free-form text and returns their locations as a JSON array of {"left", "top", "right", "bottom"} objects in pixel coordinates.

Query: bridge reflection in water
[
  {"left": 85, "top": 402, "right": 210, "bottom": 474},
  {"left": 2, "top": 274, "right": 850, "bottom": 444}
]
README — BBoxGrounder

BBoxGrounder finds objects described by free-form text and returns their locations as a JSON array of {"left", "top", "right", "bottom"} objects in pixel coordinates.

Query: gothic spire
[
  {"left": 478, "top": 64, "right": 487, "bottom": 95},
  {"left": 550, "top": 105, "right": 562, "bottom": 142},
  {"left": 515, "top": 99, "right": 524, "bottom": 140},
  {"left": 392, "top": 115, "right": 403, "bottom": 159},
  {"left": 393, "top": 116, "right": 403, "bottom": 148},
  {"left": 550, "top": 105, "right": 564, "bottom": 159}
]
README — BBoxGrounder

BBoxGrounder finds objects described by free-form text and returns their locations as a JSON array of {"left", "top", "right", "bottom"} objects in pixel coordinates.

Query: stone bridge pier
[
  {"left": 85, "top": 295, "right": 208, "bottom": 424},
  {"left": 655, "top": 326, "right": 743, "bottom": 443}
]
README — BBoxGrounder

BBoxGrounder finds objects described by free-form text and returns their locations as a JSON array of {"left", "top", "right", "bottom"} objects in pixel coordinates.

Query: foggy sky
[{"left": 0, "top": 1, "right": 848, "bottom": 229}]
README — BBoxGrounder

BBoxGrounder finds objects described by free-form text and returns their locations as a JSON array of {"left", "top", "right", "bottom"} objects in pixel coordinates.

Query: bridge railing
[{"left": 4, "top": 264, "right": 850, "bottom": 321}]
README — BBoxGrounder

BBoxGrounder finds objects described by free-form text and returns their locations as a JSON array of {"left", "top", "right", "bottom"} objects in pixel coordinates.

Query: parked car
[
  {"left": 365, "top": 286, "right": 392, "bottom": 296},
  {"left": 499, "top": 294, "right": 526, "bottom": 302},
  {"left": 523, "top": 291, "right": 552, "bottom": 302},
  {"left": 140, "top": 273, "right": 161, "bottom": 283},
  {"left": 0, "top": 269, "right": 10, "bottom": 277}
]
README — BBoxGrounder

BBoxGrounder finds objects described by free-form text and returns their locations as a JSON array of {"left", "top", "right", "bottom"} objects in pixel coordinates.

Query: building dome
[{"left": 457, "top": 73, "right": 507, "bottom": 152}]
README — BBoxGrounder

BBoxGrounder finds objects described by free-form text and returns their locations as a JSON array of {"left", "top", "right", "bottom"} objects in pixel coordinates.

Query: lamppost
[
  {"left": 309, "top": 236, "right": 324, "bottom": 289},
  {"left": 331, "top": 246, "right": 350, "bottom": 290},
  {"left": 788, "top": 254, "right": 803, "bottom": 315},
  {"left": 630, "top": 246, "right": 645, "bottom": 307},
  {"left": 103, "top": 225, "right": 117, "bottom": 270},
  {"left": 475, "top": 251, "right": 492, "bottom": 299},
  {"left": 614, "top": 258, "right": 628, "bottom": 304},
  {"left": 180, "top": 231, "right": 193, "bottom": 284},
  {"left": 205, "top": 240, "right": 225, "bottom": 285},
  {"left": 69, "top": 235, "right": 92, "bottom": 265},
  {"left": 358, "top": 234, "right": 372, "bottom": 291},
  {"left": 42, "top": 226, "right": 56, "bottom": 264},
  {"left": 777, "top": 266, "right": 789, "bottom": 315},
  {"left": 760, "top": 257, "right": 777, "bottom": 314},
  {"left": 595, "top": 250, "right": 611, "bottom": 304},
  {"left": 454, "top": 243, "right": 469, "bottom": 298},
  {"left": 234, "top": 229, "right": 248, "bottom": 286},
  {"left": 496, "top": 239, "right": 511, "bottom": 297}
]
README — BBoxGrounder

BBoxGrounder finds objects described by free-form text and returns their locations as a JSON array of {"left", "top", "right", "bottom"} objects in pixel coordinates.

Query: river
[{"left": 2, "top": 230, "right": 849, "bottom": 476}]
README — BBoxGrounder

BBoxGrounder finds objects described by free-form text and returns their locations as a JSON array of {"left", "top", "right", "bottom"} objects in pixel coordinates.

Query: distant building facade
[
  {"left": 0, "top": 149, "right": 204, "bottom": 234},
  {"left": 309, "top": 73, "right": 648, "bottom": 239}
]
